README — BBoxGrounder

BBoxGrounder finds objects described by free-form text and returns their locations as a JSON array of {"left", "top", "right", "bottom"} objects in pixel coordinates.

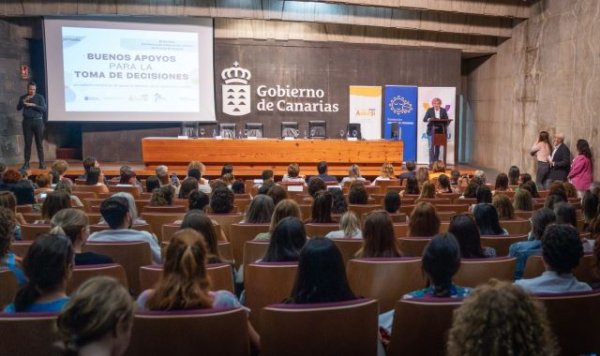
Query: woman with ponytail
[
  {"left": 136, "top": 229, "right": 260, "bottom": 349},
  {"left": 50, "top": 208, "right": 113, "bottom": 265},
  {"left": 3, "top": 233, "right": 73, "bottom": 313}
]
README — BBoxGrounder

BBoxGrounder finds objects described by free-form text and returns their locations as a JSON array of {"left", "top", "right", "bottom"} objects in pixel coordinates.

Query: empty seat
[
  {"left": 0, "top": 312, "right": 60, "bottom": 356},
  {"left": 229, "top": 223, "right": 270, "bottom": 268},
  {"left": 139, "top": 263, "right": 235, "bottom": 293},
  {"left": 140, "top": 213, "right": 183, "bottom": 241},
  {"left": 67, "top": 263, "right": 128, "bottom": 294},
  {"left": 0, "top": 270, "right": 18, "bottom": 309},
  {"left": 347, "top": 257, "right": 425, "bottom": 311},
  {"left": 397, "top": 237, "right": 431, "bottom": 257},
  {"left": 126, "top": 308, "right": 250, "bottom": 356},
  {"left": 20, "top": 223, "right": 51, "bottom": 241},
  {"left": 454, "top": 257, "right": 517, "bottom": 288},
  {"left": 261, "top": 299, "right": 379, "bottom": 356}
]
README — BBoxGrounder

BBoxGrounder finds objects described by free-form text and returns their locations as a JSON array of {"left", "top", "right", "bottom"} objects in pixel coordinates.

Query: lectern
[{"left": 429, "top": 119, "right": 452, "bottom": 165}]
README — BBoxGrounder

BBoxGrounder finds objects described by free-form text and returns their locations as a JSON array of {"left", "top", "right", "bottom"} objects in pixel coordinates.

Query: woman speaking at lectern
[{"left": 423, "top": 97, "right": 448, "bottom": 167}]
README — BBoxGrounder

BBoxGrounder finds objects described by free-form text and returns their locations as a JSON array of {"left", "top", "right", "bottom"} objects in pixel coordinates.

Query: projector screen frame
[{"left": 43, "top": 16, "right": 216, "bottom": 123}]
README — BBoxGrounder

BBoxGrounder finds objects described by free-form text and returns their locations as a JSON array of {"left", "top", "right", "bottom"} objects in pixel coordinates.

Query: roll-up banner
[
  {"left": 417, "top": 87, "right": 456, "bottom": 165},
  {"left": 349, "top": 86, "right": 382, "bottom": 140},
  {"left": 383, "top": 85, "right": 418, "bottom": 161}
]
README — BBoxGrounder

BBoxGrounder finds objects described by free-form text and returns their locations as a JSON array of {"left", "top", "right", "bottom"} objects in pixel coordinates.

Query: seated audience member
[
  {"left": 408, "top": 202, "right": 440, "bottom": 237},
  {"left": 210, "top": 187, "right": 235, "bottom": 214},
  {"left": 519, "top": 180, "right": 539, "bottom": 198},
  {"left": 221, "top": 163, "right": 234, "bottom": 177},
  {"left": 513, "top": 189, "right": 534, "bottom": 211},
  {"left": 0, "top": 207, "right": 26, "bottom": 285},
  {"left": 261, "top": 169, "right": 275, "bottom": 185},
  {"left": 88, "top": 196, "right": 161, "bottom": 263},
  {"left": 341, "top": 164, "right": 367, "bottom": 184},
  {"left": 286, "top": 237, "right": 356, "bottom": 304},
  {"left": 0, "top": 168, "right": 35, "bottom": 205},
  {"left": 51, "top": 160, "right": 73, "bottom": 187},
  {"left": 308, "top": 190, "right": 334, "bottom": 224},
  {"left": 508, "top": 166, "right": 521, "bottom": 186},
  {"left": 231, "top": 180, "right": 246, "bottom": 194},
  {"left": 3, "top": 234, "right": 73, "bottom": 313},
  {"left": 372, "top": 162, "right": 396, "bottom": 185},
  {"left": 307, "top": 177, "right": 327, "bottom": 198},
  {"left": 255, "top": 199, "right": 302, "bottom": 241},
  {"left": 582, "top": 190, "right": 599, "bottom": 232},
  {"left": 178, "top": 177, "right": 198, "bottom": 199},
  {"left": 448, "top": 214, "right": 496, "bottom": 258},
  {"left": 243, "top": 195, "right": 274, "bottom": 224},
  {"left": 379, "top": 233, "right": 469, "bottom": 332},
  {"left": 136, "top": 229, "right": 260, "bottom": 348},
  {"left": 473, "top": 204, "right": 508, "bottom": 236},
  {"left": 188, "top": 191, "right": 210, "bottom": 212},
  {"left": 326, "top": 211, "right": 362, "bottom": 239},
  {"left": 436, "top": 174, "right": 453, "bottom": 194},
  {"left": 51, "top": 208, "right": 112, "bottom": 265},
  {"left": 450, "top": 169, "right": 461, "bottom": 188},
  {"left": 510, "top": 208, "right": 556, "bottom": 280},
  {"left": 398, "top": 161, "right": 417, "bottom": 183},
  {"left": 475, "top": 185, "right": 492, "bottom": 204},
  {"left": 40, "top": 191, "right": 72, "bottom": 222},
  {"left": 544, "top": 193, "right": 566, "bottom": 210},
  {"left": 181, "top": 210, "right": 228, "bottom": 264},
  {"left": 282, "top": 163, "right": 305, "bottom": 183},
  {"left": 473, "top": 170, "right": 486, "bottom": 184},
  {"left": 330, "top": 188, "right": 347, "bottom": 214},
  {"left": 262, "top": 217, "right": 307, "bottom": 262},
  {"left": 155, "top": 165, "right": 177, "bottom": 188},
  {"left": 356, "top": 211, "right": 401, "bottom": 257},
  {"left": 383, "top": 191, "right": 401, "bottom": 214},
  {"left": 307, "top": 161, "right": 338, "bottom": 184},
  {"left": 145, "top": 176, "right": 161, "bottom": 193},
  {"left": 348, "top": 181, "right": 369, "bottom": 205},
  {"left": 34, "top": 173, "right": 53, "bottom": 198},
  {"left": 55, "top": 180, "right": 85, "bottom": 209},
  {"left": 256, "top": 180, "right": 274, "bottom": 196},
  {"left": 57, "top": 277, "right": 135, "bottom": 356},
  {"left": 187, "top": 161, "right": 211, "bottom": 193},
  {"left": 516, "top": 224, "right": 591, "bottom": 293},
  {"left": 447, "top": 280, "right": 558, "bottom": 356},
  {"left": 0, "top": 191, "right": 25, "bottom": 239},
  {"left": 419, "top": 181, "right": 436, "bottom": 199},
  {"left": 562, "top": 182, "right": 578, "bottom": 199},
  {"left": 221, "top": 174, "right": 236, "bottom": 189},
  {"left": 77, "top": 156, "right": 99, "bottom": 181},
  {"left": 493, "top": 194, "right": 516, "bottom": 220},
  {"left": 85, "top": 167, "right": 109, "bottom": 194},
  {"left": 416, "top": 167, "right": 430, "bottom": 186},
  {"left": 117, "top": 166, "right": 142, "bottom": 192},
  {"left": 493, "top": 173, "right": 511, "bottom": 193},
  {"left": 460, "top": 181, "right": 479, "bottom": 199},
  {"left": 267, "top": 185, "right": 287, "bottom": 207},
  {"left": 553, "top": 202, "right": 577, "bottom": 228},
  {"left": 109, "top": 192, "right": 146, "bottom": 225},
  {"left": 401, "top": 176, "right": 420, "bottom": 196},
  {"left": 150, "top": 185, "right": 174, "bottom": 207}
]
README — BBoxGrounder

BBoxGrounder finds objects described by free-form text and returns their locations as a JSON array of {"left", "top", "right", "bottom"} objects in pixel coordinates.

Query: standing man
[
  {"left": 547, "top": 132, "right": 571, "bottom": 186},
  {"left": 17, "top": 81, "right": 47, "bottom": 169},
  {"left": 423, "top": 97, "right": 449, "bottom": 167}
]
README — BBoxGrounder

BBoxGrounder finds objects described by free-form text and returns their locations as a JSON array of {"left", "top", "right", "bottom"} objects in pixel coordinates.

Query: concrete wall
[{"left": 466, "top": 0, "right": 600, "bottom": 177}]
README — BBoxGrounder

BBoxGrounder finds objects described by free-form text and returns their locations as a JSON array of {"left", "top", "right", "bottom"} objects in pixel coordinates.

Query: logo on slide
[{"left": 221, "top": 62, "right": 252, "bottom": 116}]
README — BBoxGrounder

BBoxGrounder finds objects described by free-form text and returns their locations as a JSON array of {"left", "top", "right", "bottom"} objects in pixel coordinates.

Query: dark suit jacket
[
  {"left": 423, "top": 107, "right": 449, "bottom": 135},
  {"left": 548, "top": 143, "right": 571, "bottom": 182}
]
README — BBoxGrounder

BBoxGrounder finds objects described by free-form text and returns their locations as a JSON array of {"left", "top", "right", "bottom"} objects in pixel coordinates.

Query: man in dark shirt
[
  {"left": 307, "top": 161, "right": 338, "bottom": 184},
  {"left": 16, "top": 82, "right": 47, "bottom": 170}
]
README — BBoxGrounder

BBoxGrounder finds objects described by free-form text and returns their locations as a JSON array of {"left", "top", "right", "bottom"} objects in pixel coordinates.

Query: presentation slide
[{"left": 44, "top": 18, "right": 216, "bottom": 122}]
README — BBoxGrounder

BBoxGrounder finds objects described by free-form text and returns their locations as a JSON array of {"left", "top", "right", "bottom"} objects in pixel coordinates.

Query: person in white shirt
[
  {"left": 515, "top": 224, "right": 591, "bottom": 294},
  {"left": 88, "top": 196, "right": 161, "bottom": 263}
]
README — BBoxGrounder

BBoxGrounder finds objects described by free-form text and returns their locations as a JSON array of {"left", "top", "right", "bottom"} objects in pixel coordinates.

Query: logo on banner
[
  {"left": 389, "top": 95, "right": 413, "bottom": 115},
  {"left": 221, "top": 62, "right": 252, "bottom": 116}
]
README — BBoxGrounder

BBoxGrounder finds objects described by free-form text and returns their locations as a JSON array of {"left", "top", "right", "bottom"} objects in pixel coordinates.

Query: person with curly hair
[
  {"left": 330, "top": 188, "right": 348, "bottom": 214},
  {"left": 447, "top": 279, "right": 558, "bottom": 356},
  {"left": 372, "top": 162, "right": 396, "bottom": 185},
  {"left": 515, "top": 224, "right": 591, "bottom": 293},
  {"left": 209, "top": 187, "right": 235, "bottom": 214},
  {"left": 513, "top": 189, "right": 534, "bottom": 212},
  {"left": 492, "top": 194, "right": 516, "bottom": 220},
  {"left": 307, "top": 177, "right": 327, "bottom": 199},
  {"left": 150, "top": 185, "right": 174, "bottom": 206},
  {"left": 348, "top": 181, "right": 369, "bottom": 205}
]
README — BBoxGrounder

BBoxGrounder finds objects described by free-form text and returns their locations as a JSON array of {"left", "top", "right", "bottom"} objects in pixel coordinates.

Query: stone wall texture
[{"left": 466, "top": 0, "right": 600, "bottom": 176}]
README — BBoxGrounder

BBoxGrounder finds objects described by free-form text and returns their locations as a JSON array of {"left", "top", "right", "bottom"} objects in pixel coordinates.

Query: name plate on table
[
  {"left": 287, "top": 185, "right": 304, "bottom": 192},
  {"left": 247, "top": 136, "right": 258, "bottom": 140},
  {"left": 215, "top": 136, "right": 223, "bottom": 140},
  {"left": 283, "top": 137, "right": 295, "bottom": 141},
  {"left": 177, "top": 135, "right": 189, "bottom": 139},
  {"left": 347, "top": 137, "right": 358, "bottom": 141}
]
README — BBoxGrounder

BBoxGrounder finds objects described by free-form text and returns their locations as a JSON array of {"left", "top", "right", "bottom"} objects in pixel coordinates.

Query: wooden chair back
[
  {"left": 523, "top": 254, "right": 597, "bottom": 283},
  {"left": 500, "top": 220, "right": 531, "bottom": 234},
  {"left": 143, "top": 205, "right": 187, "bottom": 213},
  {"left": 244, "top": 262, "right": 298, "bottom": 329},
  {"left": 71, "top": 184, "right": 107, "bottom": 197},
  {"left": 15, "top": 205, "right": 33, "bottom": 213},
  {"left": 243, "top": 241, "right": 270, "bottom": 270},
  {"left": 416, "top": 198, "right": 452, "bottom": 205},
  {"left": 347, "top": 258, "right": 425, "bottom": 311},
  {"left": 161, "top": 221, "right": 225, "bottom": 243},
  {"left": 126, "top": 308, "right": 250, "bottom": 356},
  {"left": 347, "top": 204, "right": 381, "bottom": 220},
  {"left": 0, "top": 313, "right": 60, "bottom": 356},
  {"left": 108, "top": 185, "right": 141, "bottom": 198},
  {"left": 20, "top": 223, "right": 51, "bottom": 241},
  {"left": 140, "top": 213, "right": 183, "bottom": 241},
  {"left": 387, "top": 298, "right": 464, "bottom": 356},
  {"left": 10, "top": 241, "right": 32, "bottom": 258},
  {"left": 82, "top": 241, "right": 153, "bottom": 296},
  {"left": 436, "top": 211, "right": 457, "bottom": 221},
  {"left": 454, "top": 257, "right": 517, "bottom": 288},
  {"left": 0, "top": 270, "right": 18, "bottom": 309},
  {"left": 397, "top": 237, "right": 431, "bottom": 257},
  {"left": 434, "top": 204, "right": 469, "bottom": 213},
  {"left": 305, "top": 223, "right": 339, "bottom": 238},
  {"left": 261, "top": 299, "right": 379, "bottom": 356},
  {"left": 229, "top": 223, "right": 270, "bottom": 268},
  {"left": 298, "top": 204, "right": 312, "bottom": 220},
  {"left": 374, "top": 179, "right": 401, "bottom": 193},
  {"left": 89, "top": 223, "right": 152, "bottom": 234},
  {"left": 534, "top": 290, "right": 600, "bottom": 355},
  {"left": 138, "top": 263, "right": 235, "bottom": 293},
  {"left": 207, "top": 213, "right": 244, "bottom": 242},
  {"left": 399, "top": 205, "right": 416, "bottom": 216},
  {"left": 480, "top": 234, "right": 527, "bottom": 256},
  {"left": 68, "top": 263, "right": 129, "bottom": 294},
  {"left": 328, "top": 238, "right": 362, "bottom": 265}
]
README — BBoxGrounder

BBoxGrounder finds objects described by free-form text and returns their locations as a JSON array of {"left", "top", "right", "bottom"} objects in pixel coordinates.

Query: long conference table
[{"left": 142, "top": 137, "right": 404, "bottom": 177}]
